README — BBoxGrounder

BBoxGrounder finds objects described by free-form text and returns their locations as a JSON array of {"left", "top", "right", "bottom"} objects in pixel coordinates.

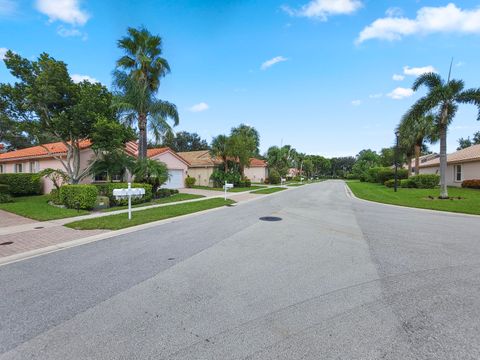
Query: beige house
[
  {"left": 419, "top": 144, "right": 480, "bottom": 186},
  {"left": 0, "top": 140, "right": 190, "bottom": 193},
  {"left": 178, "top": 150, "right": 268, "bottom": 186}
]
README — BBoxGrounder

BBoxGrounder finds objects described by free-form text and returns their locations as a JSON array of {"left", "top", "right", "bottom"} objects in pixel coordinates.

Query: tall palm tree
[
  {"left": 398, "top": 113, "right": 438, "bottom": 175},
  {"left": 407, "top": 70, "right": 480, "bottom": 198},
  {"left": 115, "top": 27, "right": 178, "bottom": 159},
  {"left": 210, "top": 135, "right": 232, "bottom": 173}
]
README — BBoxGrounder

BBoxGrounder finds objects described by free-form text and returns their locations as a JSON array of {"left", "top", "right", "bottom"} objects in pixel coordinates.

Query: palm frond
[
  {"left": 456, "top": 88, "right": 480, "bottom": 120},
  {"left": 412, "top": 72, "right": 442, "bottom": 92}
]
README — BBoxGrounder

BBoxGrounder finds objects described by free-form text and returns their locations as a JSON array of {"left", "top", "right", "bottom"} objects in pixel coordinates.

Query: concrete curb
[
  {"left": 0, "top": 184, "right": 306, "bottom": 267},
  {"left": 344, "top": 181, "right": 480, "bottom": 219}
]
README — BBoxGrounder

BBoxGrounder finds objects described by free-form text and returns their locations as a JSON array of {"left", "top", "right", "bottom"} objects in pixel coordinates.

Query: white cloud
[
  {"left": 403, "top": 65, "right": 437, "bottom": 76},
  {"left": 0, "top": 0, "right": 16, "bottom": 16},
  {"left": 57, "top": 25, "right": 83, "bottom": 37},
  {"left": 189, "top": 102, "right": 209, "bottom": 113},
  {"left": 392, "top": 74, "right": 405, "bottom": 81},
  {"left": 385, "top": 7, "right": 403, "bottom": 18},
  {"left": 357, "top": 3, "right": 480, "bottom": 44},
  {"left": 351, "top": 99, "right": 362, "bottom": 106},
  {"left": 261, "top": 56, "right": 288, "bottom": 70},
  {"left": 455, "top": 61, "right": 465, "bottom": 67},
  {"left": 0, "top": 47, "right": 9, "bottom": 60},
  {"left": 387, "top": 87, "right": 414, "bottom": 100},
  {"left": 369, "top": 93, "right": 383, "bottom": 99},
  {"left": 282, "top": 0, "right": 362, "bottom": 20},
  {"left": 71, "top": 74, "right": 99, "bottom": 83},
  {"left": 35, "top": 0, "right": 90, "bottom": 26}
]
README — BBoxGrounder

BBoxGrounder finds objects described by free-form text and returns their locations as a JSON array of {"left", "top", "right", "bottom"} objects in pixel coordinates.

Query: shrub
[
  {"left": 269, "top": 169, "right": 281, "bottom": 185},
  {"left": 60, "top": 185, "right": 98, "bottom": 210},
  {"left": 384, "top": 179, "right": 395, "bottom": 188},
  {"left": 94, "top": 196, "right": 110, "bottom": 210},
  {"left": 369, "top": 167, "right": 408, "bottom": 184},
  {"left": 0, "top": 184, "right": 9, "bottom": 194},
  {"left": 462, "top": 179, "right": 480, "bottom": 189},
  {"left": 400, "top": 178, "right": 415, "bottom": 188},
  {"left": 0, "top": 193, "right": 13, "bottom": 203},
  {"left": 346, "top": 174, "right": 358, "bottom": 180},
  {"left": 244, "top": 178, "right": 251, "bottom": 187},
  {"left": 94, "top": 182, "right": 153, "bottom": 206},
  {"left": 185, "top": 176, "right": 196, "bottom": 188},
  {"left": 237, "top": 180, "right": 246, "bottom": 188},
  {"left": 0, "top": 173, "right": 42, "bottom": 196},
  {"left": 210, "top": 169, "right": 241, "bottom": 187},
  {"left": 157, "top": 188, "right": 174, "bottom": 198},
  {"left": 409, "top": 174, "right": 440, "bottom": 189},
  {"left": 264, "top": 178, "right": 270, "bottom": 184},
  {"left": 49, "top": 188, "right": 63, "bottom": 205}
]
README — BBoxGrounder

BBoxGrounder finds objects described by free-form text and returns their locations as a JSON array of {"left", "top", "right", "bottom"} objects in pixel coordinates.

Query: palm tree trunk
[
  {"left": 138, "top": 113, "right": 148, "bottom": 159},
  {"left": 223, "top": 157, "right": 228, "bottom": 173},
  {"left": 439, "top": 123, "right": 448, "bottom": 199},
  {"left": 407, "top": 156, "right": 412, "bottom": 177},
  {"left": 414, "top": 144, "right": 421, "bottom": 175}
]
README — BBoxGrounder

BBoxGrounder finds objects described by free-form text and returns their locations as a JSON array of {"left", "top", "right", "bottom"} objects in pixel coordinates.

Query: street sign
[{"left": 224, "top": 181, "right": 233, "bottom": 200}]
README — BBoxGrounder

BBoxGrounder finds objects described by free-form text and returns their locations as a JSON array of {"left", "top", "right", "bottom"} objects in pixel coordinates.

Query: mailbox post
[
  {"left": 223, "top": 181, "right": 234, "bottom": 200},
  {"left": 112, "top": 182, "right": 145, "bottom": 220}
]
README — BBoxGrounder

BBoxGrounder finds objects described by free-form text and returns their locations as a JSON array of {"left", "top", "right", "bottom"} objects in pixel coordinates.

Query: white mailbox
[
  {"left": 223, "top": 182, "right": 234, "bottom": 200},
  {"left": 112, "top": 183, "right": 145, "bottom": 220}
]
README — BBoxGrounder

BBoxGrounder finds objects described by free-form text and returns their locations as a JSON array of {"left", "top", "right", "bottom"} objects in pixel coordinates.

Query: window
[
  {"left": 455, "top": 164, "right": 462, "bottom": 182},
  {"left": 14, "top": 163, "right": 23, "bottom": 173},
  {"left": 29, "top": 161, "right": 39, "bottom": 173},
  {"left": 111, "top": 174, "right": 122, "bottom": 182},
  {"left": 94, "top": 172, "right": 107, "bottom": 182}
]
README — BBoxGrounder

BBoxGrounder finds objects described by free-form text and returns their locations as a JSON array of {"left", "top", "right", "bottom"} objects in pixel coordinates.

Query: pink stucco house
[{"left": 0, "top": 140, "right": 190, "bottom": 193}]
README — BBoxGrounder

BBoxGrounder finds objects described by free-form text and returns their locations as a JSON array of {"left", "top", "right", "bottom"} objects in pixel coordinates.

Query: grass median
[
  {"left": 65, "top": 198, "right": 235, "bottom": 230},
  {"left": 347, "top": 180, "right": 480, "bottom": 215},
  {"left": 251, "top": 187, "right": 287, "bottom": 194},
  {"left": 101, "top": 193, "right": 204, "bottom": 212},
  {"left": 191, "top": 185, "right": 266, "bottom": 192}
]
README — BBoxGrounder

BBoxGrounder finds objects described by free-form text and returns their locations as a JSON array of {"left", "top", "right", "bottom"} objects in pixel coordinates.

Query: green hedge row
[
  {"left": 367, "top": 167, "right": 408, "bottom": 184},
  {"left": 60, "top": 185, "right": 98, "bottom": 210},
  {"left": 0, "top": 173, "right": 42, "bottom": 196},
  {"left": 384, "top": 174, "right": 440, "bottom": 189},
  {"left": 93, "top": 182, "right": 153, "bottom": 206}
]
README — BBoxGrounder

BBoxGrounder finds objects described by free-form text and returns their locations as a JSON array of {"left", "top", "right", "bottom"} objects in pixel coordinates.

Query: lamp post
[{"left": 394, "top": 130, "right": 400, "bottom": 192}]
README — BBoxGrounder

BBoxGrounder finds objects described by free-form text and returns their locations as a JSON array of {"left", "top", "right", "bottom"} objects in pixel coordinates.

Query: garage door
[{"left": 162, "top": 169, "right": 184, "bottom": 189}]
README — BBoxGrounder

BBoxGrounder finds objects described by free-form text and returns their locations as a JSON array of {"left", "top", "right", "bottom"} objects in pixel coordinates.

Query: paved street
[{"left": 1, "top": 180, "right": 480, "bottom": 359}]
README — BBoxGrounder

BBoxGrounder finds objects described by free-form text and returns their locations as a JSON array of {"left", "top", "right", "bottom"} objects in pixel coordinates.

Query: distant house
[
  {"left": 419, "top": 144, "right": 480, "bottom": 186},
  {"left": 408, "top": 153, "right": 439, "bottom": 174},
  {"left": 177, "top": 150, "right": 268, "bottom": 186},
  {"left": 0, "top": 141, "right": 189, "bottom": 193}
]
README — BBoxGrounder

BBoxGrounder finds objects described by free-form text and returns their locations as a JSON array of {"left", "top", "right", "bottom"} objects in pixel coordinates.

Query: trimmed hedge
[
  {"left": 185, "top": 176, "right": 196, "bottom": 188},
  {"left": 0, "top": 173, "right": 41, "bottom": 196},
  {"left": 400, "top": 178, "right": 415, "bottom": 188},
  {"left": 0, "top": 193, "right": 13, "bottom": 203},
  {"left": 409, "top": 174, "right": 440, "bottom": 189},
  {"left": 0, "top": 184, "right": 9, "bottom": 194},
  {"left": 49, "top": 188, "right": 63, "bottom": 205},
  {"left": 60, "top": 185, "right": 98, "bottom": 210},
  {"left": 462, "top": 179, "right": 480, "bottom": 189},
  {"left": 368, "top": 167, "right": 408, "bottom": 184},
  {"left": 157, "top": 188, "right": 179, "bottom": 198},
  {"left": 94, "top": 182, "right": 153, "bottom": 206}
]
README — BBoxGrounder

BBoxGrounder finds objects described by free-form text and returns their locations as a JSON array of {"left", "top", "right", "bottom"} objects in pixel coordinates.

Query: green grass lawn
[
  {"left": 191, "top": 185, "right": 266, "bottom": 192},
  {"left": 251, "top": 187, "right": 287, "bottom": 194},
  {"left": 347, "top": 181, "right": 480, "bottom": 215},
  {"left": 0, "top": 195, "right": 89, "bottom": 221},
  {"left": 65, "top": 198, "right": 235, "bottom": 230},
  {"left": 191, "top": 185, "right": 224, "bottom": 191},
  {"left": 102, "top": 193, "right": 204, "bottom": 212}
]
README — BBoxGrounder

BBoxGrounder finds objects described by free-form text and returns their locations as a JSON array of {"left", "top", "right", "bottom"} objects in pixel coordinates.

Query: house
[
  {"left": 419, "top": 144, "right": 480, "bottom": 186},
  {"left": 177, "top": 150, "right": 268, "bottom": 186},
  {"left": 0, "top": 141, "right": 190, "bottom": 193},
  {"left": 408, "top": 153, "right": 439, "bottom": 174}
]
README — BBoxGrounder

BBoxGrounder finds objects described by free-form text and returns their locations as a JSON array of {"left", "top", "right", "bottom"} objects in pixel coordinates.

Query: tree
[
  {"left": 1, "top": 51, "right": 129, "bottom": 183},
  {"left": 210, "top": 135, "right": 233, "bottom": 173},
  {"left": 330, "top": 157, "right": 355, "bottom": 177},
  {"left": 115, "top": 26, "right": 179, "bottom": 159},
  {"left": 230, "top": 124, "right": 260, "bottom": 156},
  {"left": 408, "top": 70, "right": 480, "bottom": 198},
  {"left": 457, "top": 131, "right": 480, "bottom": 150},
  {"left": 163, "top": 131, "right": 209, "bottom": 152},
  {"left": 379, "top": 147, "right": 396, "bottom": 167},
  {"left": 308, "top": 155, "right": 331, "bottom": 177},
  {"left": 133, "top": 158, "right": 169, "bottom": 193},
  {"left": 266, "top": 145, "right": 295, "bottom": 178},
  {"left": 351, "top": 149, "right": 381, "bottom": 179}
]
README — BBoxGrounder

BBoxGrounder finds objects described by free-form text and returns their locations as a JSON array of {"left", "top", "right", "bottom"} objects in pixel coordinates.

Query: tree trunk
[
  {"left": 138, "top": 113, "right": 147, "bottom": 159},
  {"left": 407, "top": 156, "right": 412, "bottom": 177},
  {"left": 439, "top": 123, "right": 448, "bottom": 199},
  {"left": 223, "top": 156, "right": 228, "bottom": 173},
  {"left": 414, "top": 143, "right": 421, "bottom": 175}
]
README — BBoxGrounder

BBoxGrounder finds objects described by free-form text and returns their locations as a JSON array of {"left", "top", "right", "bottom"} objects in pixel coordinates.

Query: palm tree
[
  {"left": 115, "top": 27, "right": 178, "bottom": 159},
  {"left": 407, "top": 70, "right": 480, "bottom": 198},
  {"left": 210, "top": 135, "right": 232, "bottom": 173},
  {"left": 398, "top": 114, "right": 438, "bottom": 175}
]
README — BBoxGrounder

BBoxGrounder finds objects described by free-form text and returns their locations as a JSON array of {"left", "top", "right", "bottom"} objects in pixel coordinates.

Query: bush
[
  {"left": 269, "top": 169, "right": 281, "bottom": 185},
  {"left": 244, "top": 178, "right": 251, "bottom": 187},
  {"left": 0, "top": 193, "right": 13, "bottom": 203},
  {"left": 264, "top": 178, "right": 270, "bottom": 184},
  {"left": 346, "top": 174, "right": 358, "bottom": 180},
  {"left": 409, "top": 174, "right": 440, "bottom": 189},
  {"left": 94, "top": 196, "right": 110, "bottom": 210},
  {"left": 368, "top": 167, "right": 408, "bottom": 184},
  {"left": 237, "top": 180, "right": 246, "bottom": 187},
  {"left": 400, "top": 178, "right": 415, "bottom": 188},
  {"left": 210, "top": 169, "right": 241, "bottom": 187},
  {"left": 60, "top": 185, "right": 98, "bottom": 210},
  {"left": 49, "top": 188, "right": 63, "bottom": 205},
  {"left": 384, "top": 179, "right": 395, "bottom": 188},
  {"left": 462, "top": 179, "right": 480, "bottom": 189},
  {"left": 0, "top": 173, "right": 42, "bottom": 196},
  {"left": 94, "top": 182, "right": 153, "bottom": 206},
  {"left": 185, "top": 176, "right": 196, "bottom": 188},
  {"left": 157, "top": 188, "right": 174, "bottom": 198},
  {"left": 0, "top": 184, "right": 9, "bottom": 194}
]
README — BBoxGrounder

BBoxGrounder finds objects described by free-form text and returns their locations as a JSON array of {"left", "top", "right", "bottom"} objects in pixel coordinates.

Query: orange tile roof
[
  {"left": 420, "top": 144, "right": 480, "bottom": 168},
  {"left": 147, "top": 147, "right": 170, "bottom": 157},
  {"left": 177, "top": 150, "right": 220, "bottom": 167},
  {"left": 0, "top": 140, "right": 92, "bottom": 162},
  {"left": 249, "top": 158, "right": 267, "bottom": 167}
]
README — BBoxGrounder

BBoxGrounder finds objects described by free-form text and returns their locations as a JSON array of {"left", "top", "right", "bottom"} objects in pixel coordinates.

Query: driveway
[{"left": 1, "top": 180, "right": 480, "bottom": 359}]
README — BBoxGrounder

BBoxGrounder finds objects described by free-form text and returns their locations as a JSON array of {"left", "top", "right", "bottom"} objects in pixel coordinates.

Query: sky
[{"left": 1, "top": 0, "right": 480, "bottom": 157}]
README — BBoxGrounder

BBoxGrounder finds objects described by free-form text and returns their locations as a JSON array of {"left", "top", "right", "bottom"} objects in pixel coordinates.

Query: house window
[
  {"left": 29, "top": 161, "right": 39, "bottom": 173},
  {"left": 111, "top": 174, "right": 122, "bottom": 182},
  {"left": 454, "top": 165, "right": 462, "bottom": 182},
  {"left": 14, "top": 163, "right": 23, "bottom": 173},
  {"left": 94, "top": 172, "right": 107, "bottom": 182}
]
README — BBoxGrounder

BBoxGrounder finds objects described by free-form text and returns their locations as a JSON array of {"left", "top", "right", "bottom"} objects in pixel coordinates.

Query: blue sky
[{"left": 1, "top": 0, "right": 480, "bottom": 157}]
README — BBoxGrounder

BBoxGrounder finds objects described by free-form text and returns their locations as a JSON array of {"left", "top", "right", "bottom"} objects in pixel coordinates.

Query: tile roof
[
  {"left": 420, "top": 144, "right": 480, "bottom": 168},
  {"left": 249, "top": 158, "right": 267, "bottom": 167},
  {"left": 409, "top": 153, "right": 439, "bottom": 167},
  {"left": 146, "top": 147, "right": 170, "bottom": 157},
  {"left": 177, "top": 150, "right": 220, "bottom": 167},
  {"left": 0, "top": 140, "right": 92, "bottom": 161}
]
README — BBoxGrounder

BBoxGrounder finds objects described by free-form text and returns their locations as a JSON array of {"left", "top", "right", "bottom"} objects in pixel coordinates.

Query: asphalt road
[{"left": 1, "top": 180, "right": 480, "bottom": 359}]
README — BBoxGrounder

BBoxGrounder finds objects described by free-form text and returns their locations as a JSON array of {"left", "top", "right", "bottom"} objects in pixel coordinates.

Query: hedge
[
  {"left": 368, "top": 167, "right": 408, "bottom": 184},
  {"left": 185, "top": 176, "right": 196, "bottom": 188},
  {"left": 269, "top": 169, "right": 281, "bottom": 185},
  {"left": 409, "top": 174, "right": 440, "bottom": 189},
  {"left": 462, "top": 179, "right": 480, "bottom": 189},
  {"left": 0, "top": 184, "right": 9, "bottom": 194},
  {"left": 60, "top": 185, "right": 98, "bottom": 210},
  {"left": 94, "top": 182, "right": 153, "bottom": 206},
  {"left": 0, "top": 173, "right": 42, "bottom": 196}
]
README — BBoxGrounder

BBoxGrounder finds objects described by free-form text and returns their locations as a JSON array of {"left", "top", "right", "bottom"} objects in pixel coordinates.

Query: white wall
[{"left": 419, "top": 161, "right": 480, "bottom": 187}]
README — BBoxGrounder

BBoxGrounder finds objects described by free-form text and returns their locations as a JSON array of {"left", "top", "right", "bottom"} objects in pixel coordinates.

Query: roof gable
[
  {"left": 420, "top": 144, "right": 480, "bottom": 168},
  {"left": 0, "top": 140, "right": 92, "bottom": 162}
]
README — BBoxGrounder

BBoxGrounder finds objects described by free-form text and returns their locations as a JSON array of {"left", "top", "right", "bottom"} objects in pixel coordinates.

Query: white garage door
[{"left": 162, "top": 170, "right": 184, "bottom": 189}]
